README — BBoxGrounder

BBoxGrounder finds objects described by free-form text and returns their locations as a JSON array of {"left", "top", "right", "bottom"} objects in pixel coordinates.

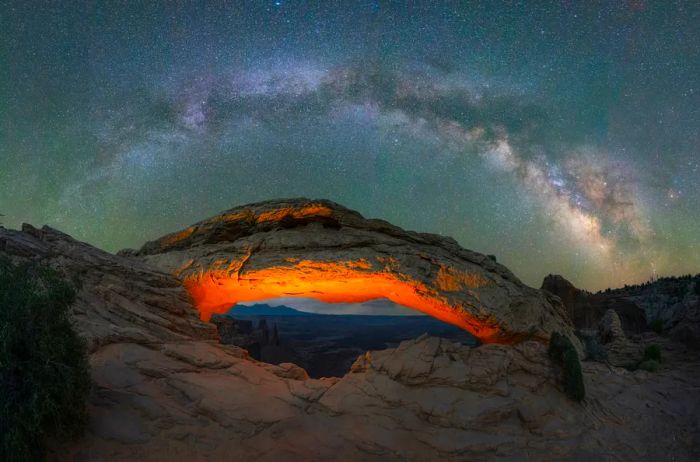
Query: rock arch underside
[{"left": 130, "top": 198, "right": 574, "bottom": 344}]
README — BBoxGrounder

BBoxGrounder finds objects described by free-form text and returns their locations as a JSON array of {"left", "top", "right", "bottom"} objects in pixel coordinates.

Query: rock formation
[
  {"left": 669, "top": 298, "right": 700, "bottom": 348},
  {"left": 542, "top": 273, "right": 700, "bottom": 352},
  {"left": 598, "top": 309, "right": 626, "bottom": 344},
  {"left": 210, "top": 314, "right": 262, "bottom": 358},
  {"left": 596, "top": 309, "right": 643, "bottom": 367},
  {"left": 210, "top": 314, "right": 282, "bottom": 360},
  {"left": 0, "top": 224, "right": 217, "bottom": 352},
  {"left": 127, "top": 198, "right": 575, "bottom": 345},
  {"left": 1, "top": 221, "right": 699, "bottom": 460},
  {"left": 541, "top": 274, "right": 647, "bottom": 334}
]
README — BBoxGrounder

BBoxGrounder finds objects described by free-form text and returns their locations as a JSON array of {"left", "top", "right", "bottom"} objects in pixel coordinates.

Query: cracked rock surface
[
  {"left": 1, "top": 223, "right": 698, "bottom": 461},
  {"left": 127, "top": 198, "right": 577, "bottom": 345}
]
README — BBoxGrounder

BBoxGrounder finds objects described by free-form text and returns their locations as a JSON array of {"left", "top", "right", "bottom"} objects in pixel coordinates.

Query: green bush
[
  {"left": 548, "top": 331, "right": 569, "bottom": 361},
  {"left": 548, "top": 332, "right": 585, "bottom": 402},
  {"left": 0, "top": 258, "right": 91, "bottom": 461},
  {"left": 643, "top": 344, "right": 662, "bottom": 362},
  {"left": 625, "top": 344, "right": 663, "bottom": 373},
  {"left": 649, "top": 319, "right": 664, "bottom": 335},
  {"left": 562, "top": 348, "right": 585, "bottom": 401}
]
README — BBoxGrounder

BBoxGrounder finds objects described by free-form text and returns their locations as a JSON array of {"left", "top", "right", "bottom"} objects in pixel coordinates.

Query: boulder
[
  {"left": 598, "top": 309, "right": 626, "bottom": 344},
  {"left": 597, "top": 309, "right": 643, "bottom": 367}
]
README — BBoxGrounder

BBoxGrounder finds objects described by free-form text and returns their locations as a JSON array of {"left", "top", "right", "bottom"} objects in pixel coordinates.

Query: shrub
[
  {"left": 548, "top": 331, "right": 569, "bottom": 361},
  {"left": 643, "top": 344, "right": 662, "bottom": 362},
  {"left": 649, "top": 319, "right": 664, "bottom": 335},
  {"left": 562, "top": 348, "right": 585, "bottom": 401},
  {"left": 0, "top": 258, "right": 91, "bottom": 461},
  {"left": 548, "top": 332, "right": 585, "bottom": 402},
  {"left": 625, "top": 344, "right": 663, "bottom": 373}
]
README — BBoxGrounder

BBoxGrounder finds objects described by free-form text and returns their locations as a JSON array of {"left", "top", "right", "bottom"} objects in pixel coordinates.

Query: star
[{"left": 2, "top": 0, "right": 698, "bottom": 292}]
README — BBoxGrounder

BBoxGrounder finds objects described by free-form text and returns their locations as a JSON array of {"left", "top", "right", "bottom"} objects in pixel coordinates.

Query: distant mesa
[
  {"left": 128, "top": 198, "right": 577, "bottom": 346},
  {"left": 227, "top": 303, "right": 308, "bottom": 316}
]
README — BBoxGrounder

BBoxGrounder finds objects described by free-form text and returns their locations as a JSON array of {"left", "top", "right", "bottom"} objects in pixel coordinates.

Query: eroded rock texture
[
  {"left": 0, "top": 224, "right": 216, "bottom": 352},
  {"left": 596, "top": 309, "right": 644, "bottom": 367},
  {"left": 1, "top": 224, "right": 699, "bottom": 461},
  {"left": 541, "top": 274, "right": 647, "bottom": 334},
  {"left": 128, "top": 198, "right": 574, "bottom": 345}
]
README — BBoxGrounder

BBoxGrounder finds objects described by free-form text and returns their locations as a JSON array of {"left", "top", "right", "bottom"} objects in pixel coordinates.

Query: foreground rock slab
[{"left": 2, "top": 224, "right": 698, "bottom": 461}]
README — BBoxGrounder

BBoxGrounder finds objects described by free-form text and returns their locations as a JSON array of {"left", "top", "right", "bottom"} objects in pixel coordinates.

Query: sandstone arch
[{"left": 130, "top": 199, "right": 573, "bottom": 344}]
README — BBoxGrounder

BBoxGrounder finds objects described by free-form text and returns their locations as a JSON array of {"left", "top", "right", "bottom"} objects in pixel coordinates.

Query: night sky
[{"left": 2, "top": 1, "right": 699, "bottom": 292}]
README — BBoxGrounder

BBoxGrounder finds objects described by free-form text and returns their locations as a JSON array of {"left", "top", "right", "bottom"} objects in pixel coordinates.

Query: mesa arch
[{"left": 127, "top": 198, "right": 575, "bottom": 345}]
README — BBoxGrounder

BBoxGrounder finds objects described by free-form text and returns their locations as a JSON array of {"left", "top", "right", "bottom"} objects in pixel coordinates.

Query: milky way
[{"left": 2, "top": 1, "right": 699, "bottom": 291}]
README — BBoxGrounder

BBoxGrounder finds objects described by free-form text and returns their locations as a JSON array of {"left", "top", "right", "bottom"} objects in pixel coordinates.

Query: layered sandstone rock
[
  {"left": 0, "top": 224, "right": 217, "bottom": 352},
  {"left": 128, "top": 198, "right": 576, "bottom": 345},
  {"left": 1, "top": 224, "right": 699, "bottom": 461},
  {"left": 541, "top": 274, "right": 647, "bottom": 334},
  {"left": 598, "top": 309, "right": 626, "bottom": 344},
  {"left": 670, "top": 299, "right": 700, "bottom": 348},
  {"left": 596, "top": 309, "right": 643, "bottom": 368}
]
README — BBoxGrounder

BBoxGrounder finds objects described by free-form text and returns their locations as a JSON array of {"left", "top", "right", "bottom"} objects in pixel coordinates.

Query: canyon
[{"left": 0, "top": 199, "right": 698, "bottom": 461}]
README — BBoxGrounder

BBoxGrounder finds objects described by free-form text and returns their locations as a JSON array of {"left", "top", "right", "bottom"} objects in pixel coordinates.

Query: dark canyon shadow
[{"left": 211, "top": 302, "right": 478, "bottom": 378}]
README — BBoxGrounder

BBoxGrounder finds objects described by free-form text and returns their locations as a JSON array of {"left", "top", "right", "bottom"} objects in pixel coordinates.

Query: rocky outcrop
[
  {"left": 0, "top": 224, "right": 217, "bottom": 352},
  {"left": 626, "top": 277, "right": 700, "bottom": 328},
  {"left": 210, "top": 314, "right": 282, "bottom": 360},
  {"left": 2, "top": 224, "right": 699, "bottom": 461},
  {"left": 542, "top": 274, "right": 647, "bottom": 334},
  {"left": 129, "top": 198, "right": 575, "bottom": 345},
  {"left": 542, "top": 274, "right": 700, "bottom": 350},
  {"left": 598, "top": 309, "right": 626, "bottom": 344},
  {"left": 210, "top": 314, "right": 262, "bottom": 358},
  {"left": 669, "top": 298, "right": 700, "bottom": 348},
  {"left": 596, "top": 309, "right": 643, "bottom": 367},
  {"left": 540, "top": 274, "right": 580, "bottom": 320}
]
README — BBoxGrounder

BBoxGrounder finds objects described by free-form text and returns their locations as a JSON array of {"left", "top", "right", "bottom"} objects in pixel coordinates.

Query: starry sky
[{"left": 2, "top": 1, "right": 699, "bottom": 292}]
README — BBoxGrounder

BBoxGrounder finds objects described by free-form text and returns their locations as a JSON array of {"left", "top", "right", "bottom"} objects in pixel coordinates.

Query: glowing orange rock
[
  {"left": 134, "top": 198, "right": 576, "bottom": 345},
  {"left": 183, "top": 260, "right": 503, "bottom": 342}
]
